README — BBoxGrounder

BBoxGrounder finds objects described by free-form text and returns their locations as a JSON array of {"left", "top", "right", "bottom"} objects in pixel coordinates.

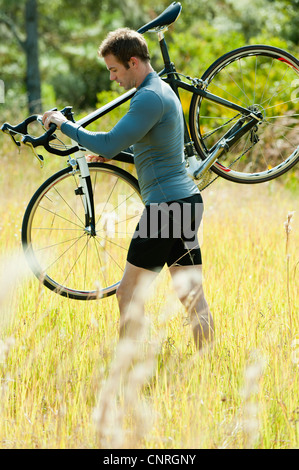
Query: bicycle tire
[
  {"left": 189, "top": 45, "right": 299, "bottom": 183},
  {"left": 22, "top": 162, "right": 143, "bottom": 300}
]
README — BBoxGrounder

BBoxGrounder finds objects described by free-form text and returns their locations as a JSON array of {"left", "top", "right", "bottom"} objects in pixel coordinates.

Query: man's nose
[{"left": 110, "top": 72, "right": 116, "bottom": 81}]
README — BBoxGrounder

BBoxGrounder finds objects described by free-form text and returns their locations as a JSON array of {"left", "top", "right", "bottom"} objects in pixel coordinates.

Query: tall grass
[{"left": 0, "top": 137, "right": 298, "bottom": 449}]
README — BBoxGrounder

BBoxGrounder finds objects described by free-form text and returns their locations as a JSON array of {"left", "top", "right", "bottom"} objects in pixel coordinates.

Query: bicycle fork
[{"left": 69, "top": 155, "right": 96, "bottom": 236}]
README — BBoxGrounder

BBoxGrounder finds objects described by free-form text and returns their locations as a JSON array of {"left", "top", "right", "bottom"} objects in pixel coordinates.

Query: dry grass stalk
[
  {"left": 241, "top": 351, "right": 266, "bottom": 449},
  {"left": 93, "top": 273, "right": 159, "bottom": 448},
  {"left": 284, "top": 211, "right": 295, "bottom": 332}
]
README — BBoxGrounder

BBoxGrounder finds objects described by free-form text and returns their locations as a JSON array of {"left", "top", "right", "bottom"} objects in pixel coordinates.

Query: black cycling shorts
[{"left": 127, "top": 194, "right": 203, "bottom": 272}]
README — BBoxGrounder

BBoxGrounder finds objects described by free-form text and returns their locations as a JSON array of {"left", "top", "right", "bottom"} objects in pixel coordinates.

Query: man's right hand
[{"left": 85, "top": 155, "right": 109, "bottom": 163}]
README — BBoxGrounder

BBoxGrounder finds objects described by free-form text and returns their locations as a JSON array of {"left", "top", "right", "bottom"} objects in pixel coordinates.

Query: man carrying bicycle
[{"left": 42, "top": 28, "right": 214, "bottom": 351}]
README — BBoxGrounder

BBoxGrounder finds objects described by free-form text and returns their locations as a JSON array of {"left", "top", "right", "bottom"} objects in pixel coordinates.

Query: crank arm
[{"left": 194, "top": 140, "right": 228, "bottom": 178}]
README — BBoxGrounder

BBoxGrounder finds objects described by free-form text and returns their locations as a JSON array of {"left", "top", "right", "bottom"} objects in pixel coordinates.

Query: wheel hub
[
  {"left": 84, "top": 225, "right": 97, "bottom": 237},
  {"left": 248, "top": 104, "right": 266, "bottom": 121}
]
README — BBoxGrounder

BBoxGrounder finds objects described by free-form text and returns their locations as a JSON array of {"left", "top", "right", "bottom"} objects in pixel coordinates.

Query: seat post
[
  {"left": 157, "top": 32, "right": 193, "bottom": 156},
  {"left": 158, "top": 32, "right": 178, "bottom": 95},
  {"left": 158, "top": 32, "right": 172, "bottom": 68}
]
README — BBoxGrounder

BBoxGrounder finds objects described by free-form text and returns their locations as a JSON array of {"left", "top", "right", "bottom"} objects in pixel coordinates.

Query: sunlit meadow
[{"left": 0, "top": 133, "right": 298, "bottom": 449}]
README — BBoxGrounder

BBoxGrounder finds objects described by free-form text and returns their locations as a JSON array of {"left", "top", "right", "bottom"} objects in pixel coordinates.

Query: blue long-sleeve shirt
[{"left": 61, "top": 72, "right": 199, "bottom": 205}]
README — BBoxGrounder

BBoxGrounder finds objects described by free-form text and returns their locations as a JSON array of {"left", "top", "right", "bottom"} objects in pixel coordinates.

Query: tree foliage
[{"left": 0, "top": 0, "right": 298, "bottom": 114}]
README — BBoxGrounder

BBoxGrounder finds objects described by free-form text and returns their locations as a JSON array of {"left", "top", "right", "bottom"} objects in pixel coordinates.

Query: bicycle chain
[{"left": 198, "top": 140, "right": 257, "bottom": 191}]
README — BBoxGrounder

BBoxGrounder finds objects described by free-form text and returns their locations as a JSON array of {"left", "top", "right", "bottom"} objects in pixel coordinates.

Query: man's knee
[
  {"left": 115, "top": 283, "right": 132, "bottom": 311},
  {"left": 180, "top": 284, "right": 204, "bottom": 307},
  {"left": 170, "top": 266, "right": 203, "bottom": 305}
]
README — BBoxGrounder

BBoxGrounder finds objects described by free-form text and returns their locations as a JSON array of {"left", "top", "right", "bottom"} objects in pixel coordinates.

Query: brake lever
[
  {"left": 2, "top": 117, "right": 37, "bottom": 151},
  {"left": 24, "top": 142, "right": 45, "bottom": 168},
  {"left": 22, "top": 123, "right": 57, "bottom": 168},
  {"left": 8, "top": 133, "right": 21, "bottom": 149}
]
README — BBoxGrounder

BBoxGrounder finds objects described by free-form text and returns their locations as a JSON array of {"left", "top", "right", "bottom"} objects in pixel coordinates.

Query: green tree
[
  {"left": 0, "top": 0, "right": 41, "bottom": 113},
  {"left": 0, "top": 0, "right": 298, "bottom": 115},
  {"left": 0, "top": 0, "right": 145, "bottom": 113}
]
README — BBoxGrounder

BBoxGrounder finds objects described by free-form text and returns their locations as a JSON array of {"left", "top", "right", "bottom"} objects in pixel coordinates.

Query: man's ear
[{"left": 129, "top": 56, "right": 139, "bottom": 67}]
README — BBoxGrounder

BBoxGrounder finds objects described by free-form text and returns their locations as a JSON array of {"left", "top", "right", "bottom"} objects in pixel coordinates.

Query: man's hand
[
  {"left": 86, "top": 155, "right": 109, "bottom": 163},
  {"left": 42, "top": 111, "right": 68, "bottom": 130}
]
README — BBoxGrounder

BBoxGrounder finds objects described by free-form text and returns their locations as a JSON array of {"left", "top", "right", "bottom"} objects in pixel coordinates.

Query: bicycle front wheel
[
  {"left": 189, "top": 45, "right": 299, "bottom": 183},
  {"left": 22, "top": 162, "right": 143, "bottom": 300}
]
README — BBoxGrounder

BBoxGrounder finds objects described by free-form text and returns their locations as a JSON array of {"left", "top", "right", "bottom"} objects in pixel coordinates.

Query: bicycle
[{"left": 1, "top": 1, "right": 298, "bottom": 301}]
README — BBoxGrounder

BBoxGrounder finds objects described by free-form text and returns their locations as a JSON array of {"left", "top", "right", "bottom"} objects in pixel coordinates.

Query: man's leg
[
  {"left": 116, "top": 261, "right": 158, "bottom": 339},
  {"left": 169, "top": 264, "right": 214, "bottom": 350}
]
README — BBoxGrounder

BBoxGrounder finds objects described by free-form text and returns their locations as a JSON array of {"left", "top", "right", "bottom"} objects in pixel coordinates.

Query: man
[{"left": 42, "top": 28, "right": 214, "bottom": 350}]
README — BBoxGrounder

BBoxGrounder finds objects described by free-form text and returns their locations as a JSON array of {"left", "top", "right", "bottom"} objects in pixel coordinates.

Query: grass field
[{"left": 0, "top": 140, "right": 298, "bottom": 449}]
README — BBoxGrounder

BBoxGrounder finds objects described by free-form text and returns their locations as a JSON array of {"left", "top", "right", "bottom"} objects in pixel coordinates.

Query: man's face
[{"left": 104, "top": 54, "right": 136, "bottom": 90}]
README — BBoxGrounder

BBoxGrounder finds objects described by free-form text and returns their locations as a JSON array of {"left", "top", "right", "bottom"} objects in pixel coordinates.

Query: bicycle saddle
[{"left": 137, "top": 2, "right": 182, "bottom": 34}]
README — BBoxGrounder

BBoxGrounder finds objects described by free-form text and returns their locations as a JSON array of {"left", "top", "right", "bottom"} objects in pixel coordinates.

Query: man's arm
[{"left": 58, "top": 90, "right": 163, "bottom": 159}]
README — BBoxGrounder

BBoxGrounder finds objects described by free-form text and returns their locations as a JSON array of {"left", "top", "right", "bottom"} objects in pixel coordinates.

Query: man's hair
[{"left": 98, "top": 28, "right": 150, "bottom": 68}]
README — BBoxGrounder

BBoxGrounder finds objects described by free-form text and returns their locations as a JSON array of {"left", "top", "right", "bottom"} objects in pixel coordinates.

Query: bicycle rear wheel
[
  {"left": 189, "top": 45, "right": 299, "bottom": 183},
  {"left": 22, "top": 162, "right": 143, "bottom": 300}
]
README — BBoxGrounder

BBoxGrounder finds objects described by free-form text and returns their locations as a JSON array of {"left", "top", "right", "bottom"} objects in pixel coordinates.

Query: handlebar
[
  {"left": 21, "top": 122, "right": 57, "bottom": 148},
  {"left": 1, "top": 106, "right": 80, "bottom": 163},
  {"left": 1, "top": 114, "right": 41, "bottom": 138}
]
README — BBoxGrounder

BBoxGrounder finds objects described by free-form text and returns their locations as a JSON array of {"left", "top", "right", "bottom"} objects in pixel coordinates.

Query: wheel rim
[
  {"left": 192, "top": 47, "right": 299, "bottom": 181},
  {"left": 23, "top": 165, "right": 143, "bottom": 299}
]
